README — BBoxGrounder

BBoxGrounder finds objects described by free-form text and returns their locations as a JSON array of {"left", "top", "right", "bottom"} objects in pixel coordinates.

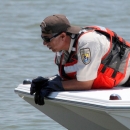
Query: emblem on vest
[{"left": 80, "top": 48, "right": 91, "bottom": 65}]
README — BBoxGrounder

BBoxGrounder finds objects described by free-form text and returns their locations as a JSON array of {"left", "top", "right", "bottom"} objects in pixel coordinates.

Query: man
[{"left": 30, "top": 14, "right": 130, "bottom": 105}]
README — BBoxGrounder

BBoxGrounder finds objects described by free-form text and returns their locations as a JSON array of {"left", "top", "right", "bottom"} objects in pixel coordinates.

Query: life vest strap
[
  {"left": 59, "top": 65, "right": 72, "bottom": 80},
  {"left": 101, "top": 54, "right": 113, "bottom": 73}
]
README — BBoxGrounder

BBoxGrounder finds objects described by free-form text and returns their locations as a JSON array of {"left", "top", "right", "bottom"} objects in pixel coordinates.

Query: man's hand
[
  {"left": 34, "top": 89, "right": 50, "bottom": 105},
  {"left": 33, "top": 75, "right": 64, "bottom": 105},
  {"left": 30, "top": 76, "right": 48, "bottom": 95}
]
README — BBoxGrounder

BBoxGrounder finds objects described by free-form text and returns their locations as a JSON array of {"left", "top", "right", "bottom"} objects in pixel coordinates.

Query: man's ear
[
  {"left": 60, "top": 32, "right": 66, "bottom": 39},
  {"left": 61, "top": 32, "right": 69, "bottom": 43}
]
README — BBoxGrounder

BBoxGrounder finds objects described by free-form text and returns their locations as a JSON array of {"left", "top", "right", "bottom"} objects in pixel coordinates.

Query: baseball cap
[{"left": 40, "top": 14, "right": 81, "bottom": 34}]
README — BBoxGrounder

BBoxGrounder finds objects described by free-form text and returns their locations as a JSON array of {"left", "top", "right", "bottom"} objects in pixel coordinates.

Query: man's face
[{"left": 41, "top": 32, "right": 70, "bottom": 52}]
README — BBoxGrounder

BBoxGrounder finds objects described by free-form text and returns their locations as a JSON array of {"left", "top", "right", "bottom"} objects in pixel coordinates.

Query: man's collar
[{"left": 68, "top": 38, "right": 75, "bottom": 54}]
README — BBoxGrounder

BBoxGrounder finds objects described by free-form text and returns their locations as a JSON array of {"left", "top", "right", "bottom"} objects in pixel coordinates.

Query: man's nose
[{"left": 43, "top": 41, "right": 47, "bottom": 45}]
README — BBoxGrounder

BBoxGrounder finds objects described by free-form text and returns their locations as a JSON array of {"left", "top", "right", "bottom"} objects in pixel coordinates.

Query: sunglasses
[{"left": 41, "top": 32, "right": 62, "bottom": 43}]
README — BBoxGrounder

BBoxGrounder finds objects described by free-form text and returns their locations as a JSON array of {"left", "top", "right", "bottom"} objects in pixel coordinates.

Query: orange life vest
[{"left": 55, "top": 26, "right": 130, "bottom": 89}]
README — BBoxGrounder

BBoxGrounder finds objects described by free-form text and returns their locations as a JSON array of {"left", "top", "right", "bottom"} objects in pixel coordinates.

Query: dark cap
[{"left": 40, "top": 14, "right": 81, "bottom": 34}]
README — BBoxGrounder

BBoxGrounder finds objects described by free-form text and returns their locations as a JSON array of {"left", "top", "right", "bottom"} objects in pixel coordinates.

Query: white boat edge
[{"left": 14, "top": 84, "right": 130, "bottom": 130}]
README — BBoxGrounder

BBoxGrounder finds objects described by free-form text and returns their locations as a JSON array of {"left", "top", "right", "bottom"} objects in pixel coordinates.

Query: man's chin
[
  {"left": 51, "top": 49, "right": 60, "bottom": 52},
  {"left": 52, "top": 49, "right": 56, "bottom": 52}
]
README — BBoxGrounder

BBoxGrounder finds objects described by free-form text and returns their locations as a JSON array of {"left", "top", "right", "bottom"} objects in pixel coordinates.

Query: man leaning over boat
[{"left": 30, "top": 14, "right": 130, "bottom": 105}]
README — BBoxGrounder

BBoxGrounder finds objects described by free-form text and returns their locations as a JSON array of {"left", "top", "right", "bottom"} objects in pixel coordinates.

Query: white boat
[{"left": 14, "top": 84, "right": 130, "bottom": 130}]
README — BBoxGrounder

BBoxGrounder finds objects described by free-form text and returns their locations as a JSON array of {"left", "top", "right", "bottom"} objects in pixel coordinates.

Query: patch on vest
[{"left": 80, "top": 48, "right": 91, "bottom": 65}]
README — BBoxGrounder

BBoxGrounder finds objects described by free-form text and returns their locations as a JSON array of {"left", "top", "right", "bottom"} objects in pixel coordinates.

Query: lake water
[{"left": 0, "top": 0, "right": 130, "bottom": 129}]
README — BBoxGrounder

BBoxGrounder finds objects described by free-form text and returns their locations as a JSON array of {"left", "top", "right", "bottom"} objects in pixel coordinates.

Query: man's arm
[
  {"left": 62, "top": 79, "right": 94, "bottom": 91},
  {"left": 30, "top": 76, "right": 94, "bottom": 105}
]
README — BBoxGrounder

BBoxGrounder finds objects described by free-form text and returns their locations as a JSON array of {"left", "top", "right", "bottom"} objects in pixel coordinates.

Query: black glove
[
  {"left": 30, "top": 76, "right": 48, "bottom": 95},
  {"left": 34, "top": 88, "right": 50, "bottom": 105},
  {"left": 34, "top": 75, "right": 64, "bottom": 105}
]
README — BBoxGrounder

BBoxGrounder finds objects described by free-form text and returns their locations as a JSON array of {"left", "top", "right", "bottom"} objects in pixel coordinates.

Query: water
[{"left": 0, "top": 0, "right": 130, "bottom": 129}]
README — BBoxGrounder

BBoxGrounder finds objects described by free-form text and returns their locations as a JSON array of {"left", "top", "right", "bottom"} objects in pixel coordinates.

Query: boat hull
[{"left": 15, "top": 84, "right": 130, "bottom": 130}]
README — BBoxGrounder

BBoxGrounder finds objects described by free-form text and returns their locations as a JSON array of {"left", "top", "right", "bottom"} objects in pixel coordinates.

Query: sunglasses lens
[
  {"left": 41, "top": 32, "right": 62, "bottom": 43},
  {"left": 44, "top": 38, "right": 50, "bottom": 42},
  {"left": 41, "top": 35, "right": 50, "bottom": 42}
]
